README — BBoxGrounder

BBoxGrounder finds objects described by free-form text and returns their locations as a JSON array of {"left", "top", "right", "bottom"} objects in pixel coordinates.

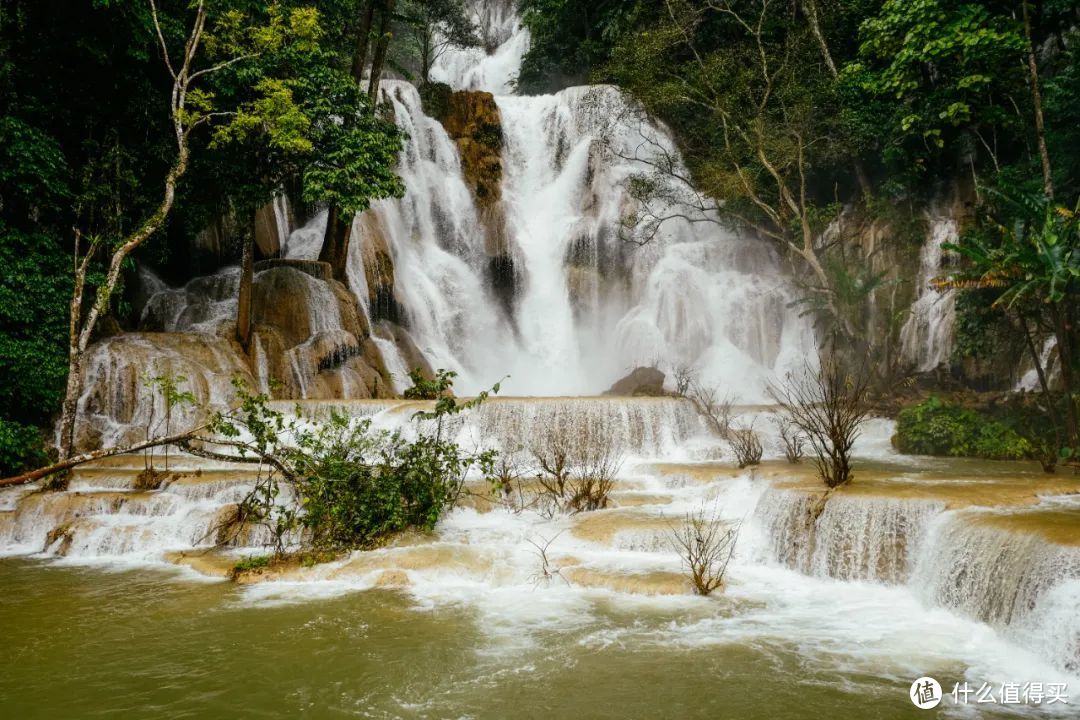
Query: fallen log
[{"left": 0, "top": 427, "right": 204, "bottom": 489}]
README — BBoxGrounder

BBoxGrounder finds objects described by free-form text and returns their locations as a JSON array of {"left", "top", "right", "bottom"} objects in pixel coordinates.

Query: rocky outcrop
[
  {"left": 375, "top": 321, "right": 435, "bottom": 382},
  {"left": 605, "top": 367, "right": 667, "bottom": 397},
  {"left": 428, "top": 87, "right": 518, "bottom": 316},
  {"left": 73, "top": 332, "right": 257, "bottom": 452},
  {"left": 438, "top": 90, "right": 504, "bottom": 208},
  {"left": 83, "top": 262, "right": 407, "bottom": 451},
  {"left": 355, "top": 213, "right": 408, "bottom": 325}
]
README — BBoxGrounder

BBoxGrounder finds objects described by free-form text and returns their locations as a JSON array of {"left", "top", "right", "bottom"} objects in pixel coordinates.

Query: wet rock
[
  {"left": 605, "top": 367, "right": 667, "bottom": 397},
  {"left": 433, "top": 90, "right": 504, "bottom": 208},
  {"left": 375, "top": 321, "right": 434, "bottom": 382}
]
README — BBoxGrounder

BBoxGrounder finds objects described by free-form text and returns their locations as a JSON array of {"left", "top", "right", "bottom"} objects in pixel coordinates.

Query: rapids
[{"left": 3, "top": 396, "right": 1080, "bottom": 700}]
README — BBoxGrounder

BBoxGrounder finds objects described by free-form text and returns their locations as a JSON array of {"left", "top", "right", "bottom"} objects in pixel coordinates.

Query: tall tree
[
  {"left": 400, "top": 0, "right": 480, "bottom": 84},
  {"left": 319, "top": 0, "right": 401, "bottom": 283}
]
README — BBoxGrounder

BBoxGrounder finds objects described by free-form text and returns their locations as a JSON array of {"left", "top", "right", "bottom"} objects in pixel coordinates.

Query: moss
[
  {"left": 418, "top": 82, "right": 452, "bottom": 123},
  {"left": 433, "top": 90, "right": 504, "bottom": 208},
  {"left": 895, "top": 396, "right": 1032, "bottom": 460},
  {"left": 232, "top": 554, "right": 272, "bottom": 574}
]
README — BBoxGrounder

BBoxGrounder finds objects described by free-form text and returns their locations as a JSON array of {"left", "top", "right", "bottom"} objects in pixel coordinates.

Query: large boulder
[{"left": 605, "top": 367, "right": 667, "bottom": 397}]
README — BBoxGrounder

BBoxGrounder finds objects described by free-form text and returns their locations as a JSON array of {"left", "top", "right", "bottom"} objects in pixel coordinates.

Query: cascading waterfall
[
  {"left": 280, "top": 3, "right": 816, "bottom": 398},
  {"left": 899, "top": 216, "right": 957, "bottom": 372},
  {"left": 755, "top": 487, "right": 944, "bottom": 583},
  {"left": 6, "top": 393, "right": 1080, "bottom": 678},
  {"left": 752, "top": 485, "right": 1080, "bottom": 673}
]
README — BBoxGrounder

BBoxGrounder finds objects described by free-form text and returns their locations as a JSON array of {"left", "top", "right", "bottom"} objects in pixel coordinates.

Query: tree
[
  {"left": 939, "top": 187, "right": 1080, "bottom": 455},
  {"left": 399, "top": 0, "right": 480, "bottom": 84},
  {"left": 842, "top": 0, "right": 1026, "bottom": 177},
  {"left": 319, "top": 0, "right": 403, "bottom": 282},
  {"left": 769, "top": 356, "right": 872, "bottom": 488},
  {"left": 604, "top": 0, "right": 853, "bottom": 335},
  {"left": 669, "top": 502, "right": 740, "bottom": 596},
  {"left": 57, "top": 0, "right": 225, "bottom": 460}
]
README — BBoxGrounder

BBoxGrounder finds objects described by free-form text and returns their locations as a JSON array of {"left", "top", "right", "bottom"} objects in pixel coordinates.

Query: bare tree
[
  {"left": 770, "top": 413, "right": 805, "bottom": 464},
  {"left": 683, "top": 379, "right": 736, "bottom": 439},
  {"left": 527, "top": 533, "right": 568, "bottom": 587},
  {"left": 669, "top": 503, "right": 740, "bottom": 596},
  {"left": 57, "top": 1, "right": 254, "bottom": 460},
  {"left": 727, "top": 422, "right": 763, "bottom": 469},
  {"left": 568, "top": 427, "right": 623, "bottom": 512},
  {"left": 607, "top": 0, "right": 848, "bottom": 334},
  {"left": 487, "top": 445, "right": 532, "bottom": 512},
  {"left": 531, "top": 423, "right": 623, "bottom": 515},
  {"left": 531, "top": 425, "right": 575, "bottom": 515},
  {"left": 672, "top": 363, "right": 695, "bottom": 396},
  {"left": 400, "top": 0, "right": 481, "bottom": 84},
  {"left": 768, "top": 357, "right": 871, "bottom": 487}
]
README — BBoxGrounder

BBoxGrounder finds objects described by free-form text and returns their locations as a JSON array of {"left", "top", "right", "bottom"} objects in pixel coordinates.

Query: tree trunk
[
  {"left": 1023, "top": 0, "right": 1054, "bottom": 199},
  {"left": 366, "top": 0, "right": 397, "bottom": 101},
  {"left": 351, "top": 0, "right": 377, "bottom": 81},
  {"left": 1050, "top": 304, "right": 1079, "bottom": 446},
  {"left": 57, "top": 356, "right": 84, "bottom": 459},
  {"left": 1, "top": 426, "right": 204, "bottom": 489},
  {"left": 237, "top": 227, "right": 255, "bottom": 350},
  {"left": 421, "top": 31, "right": 432, "bottom": 85},
  {"left": 319, "top": 0, "right": 392, "bottom": 282},
  {"left": 801, "top": 0, "right": 837, "bottom": 78},
  {"left": 318, "top": 206, "right": 353, "bottom": 282}
]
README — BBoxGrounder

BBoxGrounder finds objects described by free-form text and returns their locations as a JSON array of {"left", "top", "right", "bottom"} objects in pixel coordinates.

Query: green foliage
[
  {"left": 518, "top": 0, "right": 645, "bottom": 93},
  {"left": 0, "top": 225, "right": 71, "bottom": 429},
  {"left": 946, "top": 189, "right": 1080, "bottom": 308},
  {"left": 207, "top": 375, "right": 499, "bottom": 555},
  {"left": 0, "top": 419, "right": 50, "bottom": 476},
  {"left": 231, "top": 554, "right": 273, "bottom": 574},
  {"left": 843, "top": 0, "right": 1025, "bottom": 173},
  {"left": 950, "top": 289, "right": 1019, "bottom": 366},
  {"left": 0, "top": 0, "right": 408, "bottom": 459},
  {"left": 403, "top": 368, "right": 453, "bottom": 400},
  {"left": 896, "top": 396, "right": 1032, "bottom": 460}
]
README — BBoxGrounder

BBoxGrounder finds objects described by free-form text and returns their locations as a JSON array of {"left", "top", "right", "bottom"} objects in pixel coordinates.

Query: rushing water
[
  {"left": 3, "top": 398, "right": 1080, "bottom": 715},
  {"left": 0, "top": 547, "right": 1070, "bottom": 720},
  {"left": 5, "top": 3, "right": 1076, "bottom": 716}
]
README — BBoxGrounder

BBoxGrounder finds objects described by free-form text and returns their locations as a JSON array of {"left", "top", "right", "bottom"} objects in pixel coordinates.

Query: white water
[
  {"left": 277, "top": 5, "right": 817, "bottom": 399},
  {"left": 7, "top": 394, "right": 1080, "bottom": 687},
  {"left": 900, "top": 216, "right": 957, "bottom": 372}
]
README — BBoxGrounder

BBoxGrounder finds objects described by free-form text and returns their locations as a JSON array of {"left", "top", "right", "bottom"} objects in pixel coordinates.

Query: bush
[
  {"left": 203, "top": 374, "right": 499, "bottom": 555},
  {"left": 895, "top": 396, "right": 1032, "bottom": 460},
  {"left": 530, "top": 422, "right": 623, "bottom": 515},
  {"left": 0, "top": 418, "right": 49, "bottom": 476},
  {"left": 769, "top": 358, "right": 871, "bottom": 488},
  {"left": 669, "top": 503, "right": 740, "bottom": 596}
]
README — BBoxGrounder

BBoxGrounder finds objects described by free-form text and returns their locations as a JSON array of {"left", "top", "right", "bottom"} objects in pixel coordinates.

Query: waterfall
[
  {"left": 899, "top": 217, "right": 957, "bottom": 372},
  {"left": 756, "top": 487, "right": 943, "bottom": 583},
  {"left": 327, "top": 4, "right": 817, "bottom": 398},
  {"left": 752, "top": 486, "right": 1080, "bottom": 673},
  {"left": 912, "top": 510, "right": 1080, "bottom": 674}
]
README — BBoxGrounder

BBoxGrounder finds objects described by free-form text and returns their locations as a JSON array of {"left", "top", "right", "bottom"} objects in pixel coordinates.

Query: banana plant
[{"left": 936, "top": 186, "right": 1080, "bottom": 461}]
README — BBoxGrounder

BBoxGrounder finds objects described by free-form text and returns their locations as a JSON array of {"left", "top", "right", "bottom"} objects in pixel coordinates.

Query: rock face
[
  {"left": 355, "top": 212, "right": 407, "bottom": 325},
  {"left": 437, "top": 90, "right": 504, "bottom": 208},
  {"left": 605, "top": 367, "right": 667, "bottom": 397},
  {"left": 74, "top": 332, "right": 257, "bottom": 452},
  {"left": 428, "top": 87, "right": 517, "bottom": 316},
  {"left": 78, "top": 262, "right": 402, "bottom": 452}
]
